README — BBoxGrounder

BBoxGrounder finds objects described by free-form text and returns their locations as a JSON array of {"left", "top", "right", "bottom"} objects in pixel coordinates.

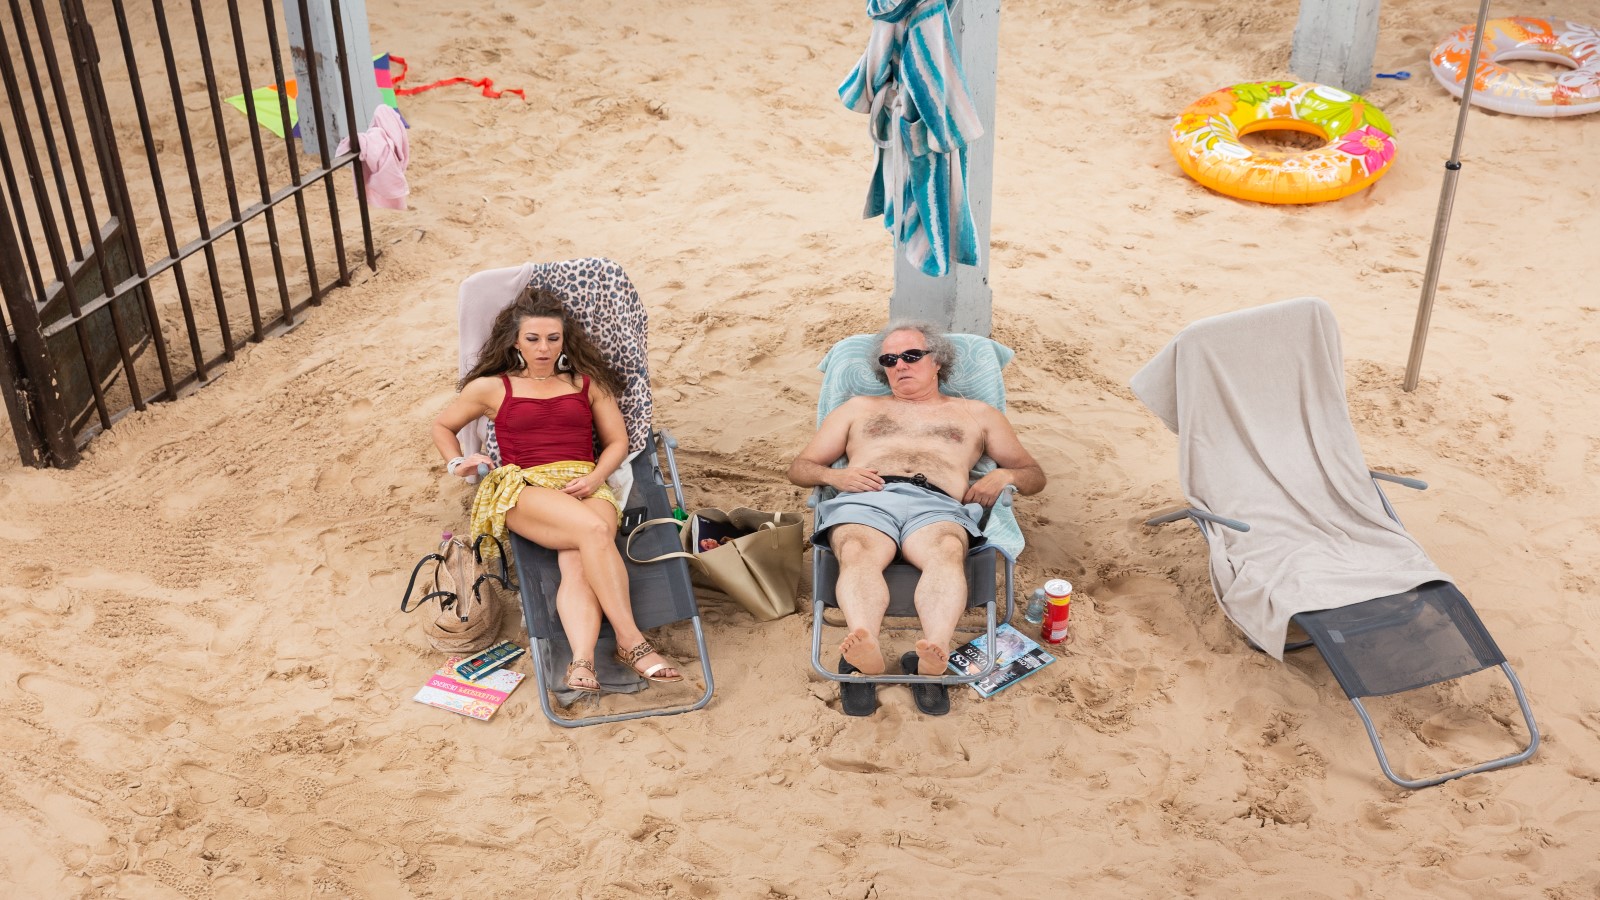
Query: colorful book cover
[
  {"left": 947, "top": 623, "right": 1056, "bottom": 699},
  {"left": 413, "top": 656, "right": 525, "bottom": 721}
]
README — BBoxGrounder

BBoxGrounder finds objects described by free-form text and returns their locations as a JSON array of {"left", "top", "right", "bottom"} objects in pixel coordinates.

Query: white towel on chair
[{"left": 1130, "top": 296, "right": 1450, "bottom": 658}]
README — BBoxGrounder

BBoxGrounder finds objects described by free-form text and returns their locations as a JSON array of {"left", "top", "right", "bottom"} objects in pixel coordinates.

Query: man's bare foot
[
  {"left": 840, "top": 628, "right": 885, "bottom": 675},
  {"left": 914, "top": 639, "right": 948, "bottom": 676}
]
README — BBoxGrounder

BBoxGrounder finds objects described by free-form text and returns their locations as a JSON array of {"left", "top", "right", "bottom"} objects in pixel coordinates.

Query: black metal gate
[{"left": 0, "top": 0, "right": 375, "bottom": 467}]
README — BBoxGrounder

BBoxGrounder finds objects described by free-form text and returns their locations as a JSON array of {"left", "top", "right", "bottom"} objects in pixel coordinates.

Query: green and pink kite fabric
[
  {"left": 224, "top": 53, "right": 401, "bottom": 139},
  {"left": 224, "top": 53, "right": 525, "bottom": 139}
]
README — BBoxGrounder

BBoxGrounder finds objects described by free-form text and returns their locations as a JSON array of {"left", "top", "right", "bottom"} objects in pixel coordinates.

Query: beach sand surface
[{"left": 3, "top": 0, "right": 1600, "bottom": 896}]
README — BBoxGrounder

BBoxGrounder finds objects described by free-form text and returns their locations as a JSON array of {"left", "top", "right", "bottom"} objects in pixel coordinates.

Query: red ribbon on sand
[{"left": 390, "top": 55, "right": 526, "bottom": 101}]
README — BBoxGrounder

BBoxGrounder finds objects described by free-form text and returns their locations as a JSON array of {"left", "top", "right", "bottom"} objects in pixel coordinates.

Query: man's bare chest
[{"left": 857, "top": 408, "right": 971, "bottom": 446}]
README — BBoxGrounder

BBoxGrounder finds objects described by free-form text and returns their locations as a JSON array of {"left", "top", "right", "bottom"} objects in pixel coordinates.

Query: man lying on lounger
[{"left": 787, "top": 320, "right": 1046, "bottom": 715}]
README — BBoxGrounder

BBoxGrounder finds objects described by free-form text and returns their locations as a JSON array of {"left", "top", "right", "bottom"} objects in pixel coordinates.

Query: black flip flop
[
  {"left": 900, "top": 651, "right": 950, "bottom": 716},
  {"left": 838, "top": 657, "right": 878, "bottom": 717}
]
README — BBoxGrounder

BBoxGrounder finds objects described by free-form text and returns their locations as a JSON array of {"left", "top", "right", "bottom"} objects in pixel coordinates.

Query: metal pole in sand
[
  {"left": 283, "top": 0, "right": 382, "bottom": 157},
  {"left": 1403, "top": 0, "right": 1492, "bottom": 393}
]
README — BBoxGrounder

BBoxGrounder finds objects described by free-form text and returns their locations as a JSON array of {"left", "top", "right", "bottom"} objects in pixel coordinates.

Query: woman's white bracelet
[{"left": 446, "top": 456, "right": 467, "bottom": 476}]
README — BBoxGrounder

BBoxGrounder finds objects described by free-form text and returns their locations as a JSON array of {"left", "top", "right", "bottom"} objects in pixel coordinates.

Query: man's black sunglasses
[{"left": 878, "top": 349, "right": 930, "bottom": 368}]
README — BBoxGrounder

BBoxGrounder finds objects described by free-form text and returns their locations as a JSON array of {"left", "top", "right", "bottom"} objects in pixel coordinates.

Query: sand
[{"left": 4, "top": 0, "right": 1600, "bottom": 896}]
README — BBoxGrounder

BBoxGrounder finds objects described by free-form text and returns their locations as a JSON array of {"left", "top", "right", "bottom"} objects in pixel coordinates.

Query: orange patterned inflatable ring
[{"left": 1169, "top": 81, "right": 1398, "bottom": 205}]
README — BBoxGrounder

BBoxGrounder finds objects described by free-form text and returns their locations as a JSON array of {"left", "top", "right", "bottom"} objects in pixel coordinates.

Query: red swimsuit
[{"left": 492, "top": 374, "right": 596, "bottom": 467}]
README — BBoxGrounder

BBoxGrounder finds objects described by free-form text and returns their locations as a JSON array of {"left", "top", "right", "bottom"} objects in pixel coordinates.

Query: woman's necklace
[{"left": 521, "top": 371, "right": 557, "bottom": 382}]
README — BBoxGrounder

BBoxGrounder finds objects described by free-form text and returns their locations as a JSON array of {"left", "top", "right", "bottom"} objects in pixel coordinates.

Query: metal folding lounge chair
[
  {"left": 1134, "top": 296, "right": 1537, "bottom": 789},
  {"left": 805, "top": 332, "right": 1021, "bottom": 694},
  {"left": 1146, "top": 492, "right": 1539, "bottom": 788},
  {"left": 457, "top": 259, "right": 714, "bottom": 728},
  {"left": 810, "top": 492, "right": 1016, "bottom": 691},
  {"left": 512, "top": 430, "right": 714, "bottom": 728}
]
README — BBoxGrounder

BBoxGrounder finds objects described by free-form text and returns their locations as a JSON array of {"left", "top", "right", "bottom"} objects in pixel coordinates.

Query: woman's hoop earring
[
  {"left": 557, "top": 353, "right": 571, "bottom": 372},
  {"left": 513, "top": 349, "right": 526, "bottom": 370}
]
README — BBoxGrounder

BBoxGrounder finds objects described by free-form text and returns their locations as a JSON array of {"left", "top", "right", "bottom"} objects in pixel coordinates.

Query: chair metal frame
[
  {"left": 1147, "top": 470, "right": 1539, "bottom": 789},
  {"left": 515, "top": 429, "right": 715, "bottom": 728}
]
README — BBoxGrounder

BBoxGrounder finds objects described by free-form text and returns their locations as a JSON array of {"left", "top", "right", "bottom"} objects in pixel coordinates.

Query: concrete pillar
[
  {"left": 889, "top": 0, "right": 1000, "bottom": 338},
  {"left": 283, "top": 0, "right": 382, "bottom": 157},
  {"left": 1290, "top": 0, "right": 1382, "bottom": 94}
]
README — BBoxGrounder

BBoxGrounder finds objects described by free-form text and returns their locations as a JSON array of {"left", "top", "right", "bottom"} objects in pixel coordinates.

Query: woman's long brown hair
[{"left": 459, "top": 285, "right": 626, "bottom": 398}]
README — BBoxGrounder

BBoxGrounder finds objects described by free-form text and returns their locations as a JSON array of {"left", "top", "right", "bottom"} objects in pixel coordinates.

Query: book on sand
[
  {"left": 947, "top": 623, "right": 1056, "bottom": 699},
  {"left": 413, "top": 656, "right": 525, "bottom": 720}
]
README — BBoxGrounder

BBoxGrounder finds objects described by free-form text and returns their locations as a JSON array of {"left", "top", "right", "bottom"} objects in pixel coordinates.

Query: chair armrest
[
  {"left": 1145, "top": 506, "right": 1251, "bottom": 533},
  {"left": 1371, "top": 470, "right": 1427, "bottom": 491}
]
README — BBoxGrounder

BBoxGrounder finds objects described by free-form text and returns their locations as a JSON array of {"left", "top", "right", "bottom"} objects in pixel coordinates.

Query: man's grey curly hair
[{"left": 872, "top": 319, "right": 955, "bottom": 386}]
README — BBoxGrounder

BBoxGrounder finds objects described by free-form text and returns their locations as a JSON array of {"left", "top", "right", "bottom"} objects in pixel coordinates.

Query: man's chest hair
[{"left": 858, "top": 405, "right": 972, "bottom": 445}]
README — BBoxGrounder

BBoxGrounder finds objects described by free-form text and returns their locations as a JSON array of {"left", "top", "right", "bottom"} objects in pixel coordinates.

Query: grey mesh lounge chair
[
  {"left": 1133, "top": 296, "right": 1537, "bottom": 789},
  {"left": 458, "top": 260, "right": 713, "bottom": 728},
  {"left": 805, "top": 333, "right": 1023, "bottom": 705},
  {"left": 809, "top": 494, "right": 1016, "bottom": 695},
  {"left": 511, "top": 431, "right": 713, "bottom": 728}
]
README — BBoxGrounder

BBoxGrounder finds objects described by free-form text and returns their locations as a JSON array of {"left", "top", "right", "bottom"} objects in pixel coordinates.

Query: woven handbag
[{"left": 400, "top": 532, "right": 510, "bottom": 654}]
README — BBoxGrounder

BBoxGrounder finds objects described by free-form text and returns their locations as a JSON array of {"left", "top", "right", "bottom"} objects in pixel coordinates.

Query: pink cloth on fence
[{"left": 336, "top": 105, "right": 410, "bottom": 210}]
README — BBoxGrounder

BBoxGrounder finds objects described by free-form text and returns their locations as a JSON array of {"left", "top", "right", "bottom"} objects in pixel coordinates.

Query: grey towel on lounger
[{"left": 1129, "top": 296, "right": 1450, "bottom": 659}]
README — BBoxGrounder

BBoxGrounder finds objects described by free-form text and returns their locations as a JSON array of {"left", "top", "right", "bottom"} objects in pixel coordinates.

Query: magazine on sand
[
  {"left": 947, "top": 623, "right": 1056, "bottom": 698},
  {"left": 413, "top": 656, "right": 525, "bottom": 720}
]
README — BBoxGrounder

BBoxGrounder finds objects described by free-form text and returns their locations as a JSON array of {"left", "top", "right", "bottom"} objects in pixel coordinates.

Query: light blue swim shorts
[{"left": 812, "top": 482, "right": 986, "bottom": 549}]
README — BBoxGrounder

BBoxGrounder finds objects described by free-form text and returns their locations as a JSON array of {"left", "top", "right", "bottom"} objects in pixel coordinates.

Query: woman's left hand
[{"left": 560, "top": 474, "right": 603, "bottom": 499}]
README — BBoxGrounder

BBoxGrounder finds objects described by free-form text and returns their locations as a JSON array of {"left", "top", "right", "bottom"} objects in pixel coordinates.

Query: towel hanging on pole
[{"left": 839, "top": 0, "right": 983, "bottom": 278}]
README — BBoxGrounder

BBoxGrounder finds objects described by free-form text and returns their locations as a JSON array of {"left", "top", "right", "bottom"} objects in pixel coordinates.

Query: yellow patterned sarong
[{"left": 469, "top": 461, "right": 621, "bottom": 558}]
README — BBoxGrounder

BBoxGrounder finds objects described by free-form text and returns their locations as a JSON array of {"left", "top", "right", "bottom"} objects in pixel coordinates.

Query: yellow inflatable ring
[
  {"left": 1430, "top": 16, "right": 1600, "bottom": 117},
  {"left": 1168, "top": 81, "right": 1398, "bottom": 204}
]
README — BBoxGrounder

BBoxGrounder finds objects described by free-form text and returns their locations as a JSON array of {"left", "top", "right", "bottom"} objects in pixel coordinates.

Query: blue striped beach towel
[{"left": 838, "top": 0, "right": 983, "bottom": 278}]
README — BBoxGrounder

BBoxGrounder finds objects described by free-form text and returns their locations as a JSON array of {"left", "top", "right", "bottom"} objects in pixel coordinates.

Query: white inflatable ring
[{"left": 1430, "top": 16, "right": 1600, "bottom": 117}]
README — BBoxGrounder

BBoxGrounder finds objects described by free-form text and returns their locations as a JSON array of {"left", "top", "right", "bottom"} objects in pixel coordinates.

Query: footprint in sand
[
  {"left": 283, "top": 820, "right": 385, "bottom": 866},
  {"left": 177, "top": 762, "right": 265, "bottom": 807},
  {"left": 142, "top": 858, "right": 212, "bottom": 900},
  {"left": 315, "top": 779, "right": 450, "bottom": 828},
  {"left": 490, "top": 194, "right": 537, "bottom": 217},
  {"left": 18, "top": 671, "right": 102, "bottom": 721}
]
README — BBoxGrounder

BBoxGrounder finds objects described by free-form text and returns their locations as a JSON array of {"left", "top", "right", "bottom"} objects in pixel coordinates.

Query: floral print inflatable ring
[
  {"left": 1430, "top": 17, "right": 1600, "bottom": 117},
  {"left": 1169, "top": 81, "right": 1397, "bottom": 204}
]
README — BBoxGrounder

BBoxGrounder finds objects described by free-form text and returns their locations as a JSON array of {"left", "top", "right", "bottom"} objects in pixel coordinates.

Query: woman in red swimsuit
[{"left": 432, "top": 286, "right": 682, "bottom": 694}]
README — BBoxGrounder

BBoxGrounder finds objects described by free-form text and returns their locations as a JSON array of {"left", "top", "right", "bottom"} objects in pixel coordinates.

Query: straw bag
[
  {"left": 400, "top": 532, "right": 510, "bottom": 654},
  {"left": 627, "top": 508, "right": 803, "bottom": 621}
]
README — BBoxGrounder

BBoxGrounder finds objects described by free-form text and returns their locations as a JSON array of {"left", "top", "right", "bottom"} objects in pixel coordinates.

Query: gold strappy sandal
[
  {"left": 564, "top": 659, "right": 601, "bottom": 694},
  {"left": 613, "top": 641, "right": 684, "bottom": 684}
]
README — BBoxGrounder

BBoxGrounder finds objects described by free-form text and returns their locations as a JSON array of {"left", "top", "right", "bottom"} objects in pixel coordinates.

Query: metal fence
[{"left": 0, "top": 0, "right": 375, "bottom": 467}]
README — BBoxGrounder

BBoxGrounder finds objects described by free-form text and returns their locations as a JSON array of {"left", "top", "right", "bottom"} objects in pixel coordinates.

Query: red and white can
[{"left": 1041, "top": 579, "right": 1073, "bottom": 645}]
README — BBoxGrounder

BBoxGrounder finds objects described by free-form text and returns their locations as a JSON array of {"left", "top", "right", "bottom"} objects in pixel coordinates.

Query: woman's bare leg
[
  {"left": 505, "top": 489, "right": 677, "bottom": 679},
  {"left": 573, "top": 497, "right": 679, "bottom": 679},
  {"left": 554, "top": 549, "right": 601, "bottom": 689}
]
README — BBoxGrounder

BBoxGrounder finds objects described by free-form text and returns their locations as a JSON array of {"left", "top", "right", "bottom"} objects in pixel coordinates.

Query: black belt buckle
[{"left": 909, "top": 473, "right": 928, "bottom": 488}]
